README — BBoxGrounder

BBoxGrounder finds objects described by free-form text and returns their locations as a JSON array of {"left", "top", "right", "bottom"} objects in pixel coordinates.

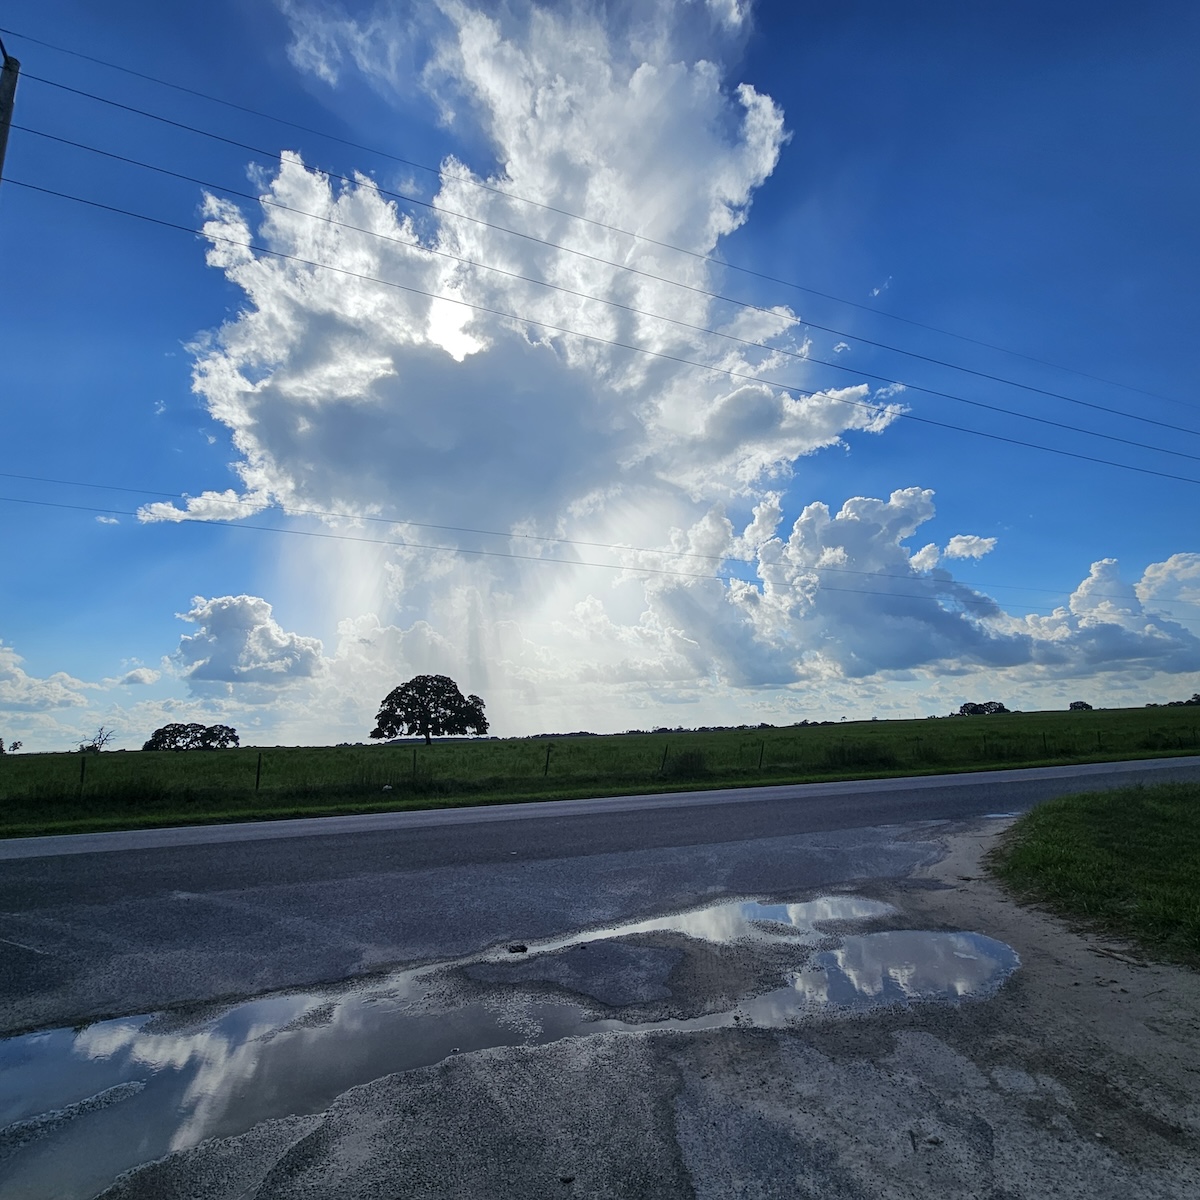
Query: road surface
[
  {"left": 1, "top": 757, "right": 1198, "bottom": 1199},
  {"left": 2, "top": 756, "right": 1198, "bottom": 1035}
]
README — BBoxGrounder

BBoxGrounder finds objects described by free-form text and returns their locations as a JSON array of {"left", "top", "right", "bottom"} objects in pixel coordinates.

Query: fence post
[
  {"left": 758, "top": 741, "right": 765, "bottom": 770},
  {"left": 412, "top": 747, "right": 417, "bottom": 783},
  {"left": 255, "top": 752, "right": 262, "bottom": 791},
  {"left": 78, "top": 753, "right": 86, "bottom": 798},
  {"left": 660, "top": 744, "right": 669, "bottom": 774},
  {"left": 544, "top": 743, "right": 552, "bottom": 777}
]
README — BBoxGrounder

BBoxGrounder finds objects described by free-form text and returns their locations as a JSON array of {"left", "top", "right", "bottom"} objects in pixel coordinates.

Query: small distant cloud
[
  {"left": 120, "top": 668, "right": 160, "bottom": 686},
  {"left": 154, "top": 399, "right": 166, "bottom": 415},
  {"left": 95, "top": 516, "right": 119, "bottom": 525},
  {"left": 138, "top": 490, "right": 269, "bottom": 524},
  {"left": 944, "top": 534, "right": 997, "bottom": 560},
  {"left": 833, "top": 341, "right": 850, "bottom": 353},
  {"left": 910, "top": 542, "right": 940, "bottom": 571},
  {"left": 870, "top": 276, "right": 893, "bottom": 298}
]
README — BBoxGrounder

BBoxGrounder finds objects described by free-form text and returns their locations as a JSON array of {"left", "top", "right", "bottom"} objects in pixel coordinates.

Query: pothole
[{"left": 0, "top": 894, "right": 1019, "bottom": 1200}]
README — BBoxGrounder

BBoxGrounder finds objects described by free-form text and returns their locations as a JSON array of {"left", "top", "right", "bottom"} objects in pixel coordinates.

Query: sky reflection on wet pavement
[{"left": 0, "top": 895, "right": 1019, "bottom": 1200}]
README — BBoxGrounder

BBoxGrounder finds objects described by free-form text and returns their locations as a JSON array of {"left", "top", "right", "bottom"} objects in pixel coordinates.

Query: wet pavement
[{"left": 0, "top": 891, "right": 1018, "bottom": 1200}]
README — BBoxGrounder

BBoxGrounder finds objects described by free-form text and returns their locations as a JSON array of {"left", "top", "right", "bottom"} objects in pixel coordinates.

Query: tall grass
[{"left": 1, "top": 705, "right": 1197, "bottom": 836}]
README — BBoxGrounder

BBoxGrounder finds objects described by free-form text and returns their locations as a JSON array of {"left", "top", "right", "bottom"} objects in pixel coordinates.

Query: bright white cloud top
[{"left": 1, "top": 0, "right": 1198, "bottom": 749}]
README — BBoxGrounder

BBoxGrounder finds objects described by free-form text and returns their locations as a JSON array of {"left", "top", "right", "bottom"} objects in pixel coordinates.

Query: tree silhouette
[
  {"left": 78, "top": 726, "right": 115, "bottom": 753},
  {"left": 199, "top": 724, "right": 240, "bottom": 749},
  {"left": 371, "top": 675, "right": 488, "bottom": 745},
  {"left": 143, "top": 722, "right": 240, "bottom": 751}
]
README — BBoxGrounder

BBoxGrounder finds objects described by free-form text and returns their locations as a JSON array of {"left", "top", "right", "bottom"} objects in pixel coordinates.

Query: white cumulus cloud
[
  {"left": 1021, "top": 558, "right": 1200, "bottom": 676},
  {"left": 1137, "top": 552, "right": 1200, "bottom": 609},
  {"left": 171, "top": 0, "right": 897, "bottom": 556},
  {"left": 120, "top": 668, "right": 161, "bottom": 686},
  {"left": 944, "top": 534, "right": 997, "bottom": 560},
  {"left": 97, "top": 0, "right": 1196, "bottom": 740},
  {"left": 0, "top": 642, "right": 91, "bottom": 711},
  {"left": 139, "top": 490, "right": 270, "bottom": 524},
  {"left": 173, "top": 596, "right": 327, "bottom": 698}
]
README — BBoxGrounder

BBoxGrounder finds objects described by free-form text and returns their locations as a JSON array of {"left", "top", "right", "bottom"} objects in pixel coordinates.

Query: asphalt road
[
  {"left": 2, "top": 756, "right": 1197, "bottom": 1037},
  {"left": 4, "top": 757, "right": 1200, "bottom": 1200},
  {"left": 6, "top": 755, "right": 1200, "bottom": 870}
]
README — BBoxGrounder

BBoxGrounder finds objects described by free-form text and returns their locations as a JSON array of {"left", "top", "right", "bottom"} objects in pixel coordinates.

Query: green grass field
[
  {"left": 1, "top": 705, "right": 1197, "bottom": 837},
  {"left": 987, "top": 782, "right": 1200, "bottom": 967}
]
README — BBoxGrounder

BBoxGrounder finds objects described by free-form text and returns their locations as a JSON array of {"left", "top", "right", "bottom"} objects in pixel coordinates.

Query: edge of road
[{"left": 3, "top": 754, "right": 1198, "bottom": 861}]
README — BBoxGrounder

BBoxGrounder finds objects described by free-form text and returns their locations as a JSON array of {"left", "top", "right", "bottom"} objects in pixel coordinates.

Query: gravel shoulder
[{"left": 92, "top": 818, "right": 1200, "bottom": 1199}]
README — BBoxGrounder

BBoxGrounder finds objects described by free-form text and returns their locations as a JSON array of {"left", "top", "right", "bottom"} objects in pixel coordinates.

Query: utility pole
[{"left": 0, "top": 37, "right": 21, "bottom": 186}]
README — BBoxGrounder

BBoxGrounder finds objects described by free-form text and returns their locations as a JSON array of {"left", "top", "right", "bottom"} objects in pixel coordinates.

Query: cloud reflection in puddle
[
  {"left": 0, "top": 896, "right": 1018, "bottom": 1200},
  {"left": 516, "top": 894, "right": 897, "bottom": 956}
]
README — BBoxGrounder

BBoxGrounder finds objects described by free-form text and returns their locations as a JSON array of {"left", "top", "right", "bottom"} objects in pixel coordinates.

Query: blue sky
[{"left": 2, "top": 0, "right": 1198, "bottom": 750}]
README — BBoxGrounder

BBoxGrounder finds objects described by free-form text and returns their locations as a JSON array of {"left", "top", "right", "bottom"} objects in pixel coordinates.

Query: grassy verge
[{"left": 987, "top": 782, "right": 1200, "bottom": 967}]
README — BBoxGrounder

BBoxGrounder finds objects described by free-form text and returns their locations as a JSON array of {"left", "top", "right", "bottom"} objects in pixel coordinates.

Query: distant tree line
[
  {"left": 144, "top": 723, "right": 240, "bottom": 751},
  {"left": 1147, "top": 694, "right": 1200, "bottom": 708},
  {"left": 0, "top": 737, "right": 21, "bottom": 754}
]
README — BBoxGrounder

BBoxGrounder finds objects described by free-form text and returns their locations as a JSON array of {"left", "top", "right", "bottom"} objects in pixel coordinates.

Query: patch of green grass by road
[
  {"left": 1, "top": 705, "right": 1198, "bottom": 838},
  {"left": 987, "top": 783, "right": 1200, "bottom": 968}
]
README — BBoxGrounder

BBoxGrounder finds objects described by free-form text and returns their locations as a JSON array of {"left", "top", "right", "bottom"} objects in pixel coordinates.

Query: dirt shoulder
[
  {"left": 653, "top": 819, "right": 1200, "bottom": 1199},
  {"left": 911, "top": 817, "right": 1200, "bottom": 1125}
]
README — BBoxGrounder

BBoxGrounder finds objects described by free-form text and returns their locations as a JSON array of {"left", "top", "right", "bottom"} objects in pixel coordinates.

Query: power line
[
  {"left": 1, "top": 469, "right": 756, "bottom": 567},
  {"left": 2, "top": 22, "right": 1187, "bottom": 411},
  {"left": 9, "top": 175, "right": 1200, "bottom": 490},
  {"left": 17, "top": 122, "right": 1200, "bottom": 465},
  {"left": 4, "top": 468, "right": 1196, "bottom": 615},
  {"left": 20, "top": 71, "right": 1200, "bottom": 439},
  {"left": 6, "top": 492, "right": 1184, "bottom": 624}
]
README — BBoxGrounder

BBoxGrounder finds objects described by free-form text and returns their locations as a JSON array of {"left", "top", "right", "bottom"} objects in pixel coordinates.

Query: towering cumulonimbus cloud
[
  {"left": 114, "top": 0, "right": 1199, "bottom": 738},
  {"left": 141, "top": 0, "right": 898, "bottom": 547}
]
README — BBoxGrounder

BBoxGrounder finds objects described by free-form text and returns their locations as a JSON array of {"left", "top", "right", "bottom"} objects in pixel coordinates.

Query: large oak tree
[
  {"left": 370, "top": 675, "right": 488, "bottom": 745},
  {"left": 143, "top": 723, "right": 240, "bottom": 751}
]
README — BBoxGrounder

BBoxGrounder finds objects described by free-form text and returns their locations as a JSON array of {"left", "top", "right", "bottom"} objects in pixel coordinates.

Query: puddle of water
[
  {"left": 786, "top": 930, "right": 1019, "bottom": 1010},
  {"left": 514, "top": 893, "right": 896, "bottom": 957},
  {"left": 0, "top": 897, "right": 1018, "bottom": 1200}
]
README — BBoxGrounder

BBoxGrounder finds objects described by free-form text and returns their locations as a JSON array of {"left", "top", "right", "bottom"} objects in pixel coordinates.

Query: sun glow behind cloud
[
  {"left": 100, "top": 0, "right": 1200, "bottom": 737},
  {"left": 2, "top": 0, "right": 1198, "bottom": 749}
]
